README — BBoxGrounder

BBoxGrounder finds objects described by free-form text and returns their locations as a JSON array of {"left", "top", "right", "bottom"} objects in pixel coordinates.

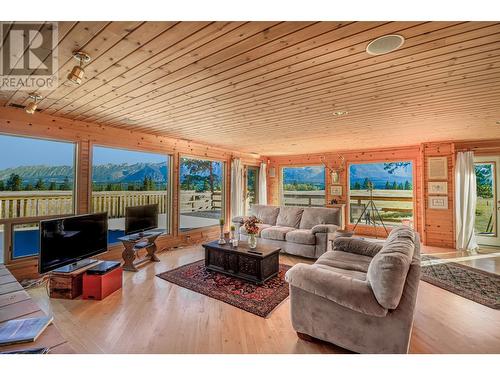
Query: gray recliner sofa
[
  {"left": 232, "top": 204, "right": 342, "bottom": 259},
  {"left": 285, "top": 226, "right": 421, "bottom": 354}
]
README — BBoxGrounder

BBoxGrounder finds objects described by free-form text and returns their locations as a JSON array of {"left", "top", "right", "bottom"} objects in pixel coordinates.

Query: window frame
[
  {"left": 90, "top": 143, "right": 173, "bottom": 244},
  {"left": 474, "top": 160, "right": 497, "bottom": 238},
  {"left": 178, "top": 154, "right": 227, "bottom": 235},
  {"left": 347, "top": 159, "right": 416, "bottom": 228},
  {"left": 244, "top": 165, "right": 259, "bottom": 214},
  {"left": 0, "top": 133, "right": 78, "bottom": 262},
  {"left": 279, "top": 163, "right": 327, "bottom": 207}
]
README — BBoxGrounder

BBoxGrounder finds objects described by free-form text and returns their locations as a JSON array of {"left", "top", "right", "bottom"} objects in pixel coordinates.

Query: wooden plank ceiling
[{"left": 1, "top": 21, "right": 499, "bottom": 155}]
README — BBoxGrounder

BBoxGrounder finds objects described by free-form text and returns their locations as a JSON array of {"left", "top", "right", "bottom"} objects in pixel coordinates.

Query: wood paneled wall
[
  {"left": 265, "top": 139, "right": 500, "bottom": 247},
  {"left": 421, "top": 142, "right": 455, "bottom": 248},
  {"left": 265, "top": 146, "right": 424, "bottom": 239},
  {"left": 0, "top": 107, "right": 262, "bottom": 279}
]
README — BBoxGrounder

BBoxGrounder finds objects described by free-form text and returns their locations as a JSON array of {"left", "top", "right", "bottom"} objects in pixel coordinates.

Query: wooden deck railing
[
  {"left": 0, "top": 190, "right": 223, "bottom": 220},
  {"left": 283, "top": 190, "right": 326, "bottom": 207}
]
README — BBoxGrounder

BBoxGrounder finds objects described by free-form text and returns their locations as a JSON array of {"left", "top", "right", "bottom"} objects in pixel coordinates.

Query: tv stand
[
  {"left": 49, "top": 260, "right": 102, "bottom": 299},
  {"left": 52, "top": 258, "right": 98, "bottom": 273}
]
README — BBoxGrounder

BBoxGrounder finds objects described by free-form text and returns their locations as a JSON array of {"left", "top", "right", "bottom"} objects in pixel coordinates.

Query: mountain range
[
  {"left": 283, "top": 167, "right": 325, "bottom": 186},
  {"left": 0, "top": 162, "right": 169, "bottom": 184}
]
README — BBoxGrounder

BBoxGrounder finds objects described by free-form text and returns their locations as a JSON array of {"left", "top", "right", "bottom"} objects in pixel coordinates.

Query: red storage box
[{"left": 83, "top": 266, "right": 122, "bottom": 300}]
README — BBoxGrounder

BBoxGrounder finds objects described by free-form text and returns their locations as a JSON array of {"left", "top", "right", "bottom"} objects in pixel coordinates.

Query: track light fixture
[
  {"left": 25, "top": 93, "right": 42, "bottom": 114},
  {"left": 67, "top": 51, "right": 91, "bottom": 85}
]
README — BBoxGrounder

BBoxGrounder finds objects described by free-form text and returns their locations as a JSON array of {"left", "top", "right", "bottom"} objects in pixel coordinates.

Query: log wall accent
[
  {"left": 265, "top": 145, "right": 423, "bottom": 238},
  {"left": 265, "top": 139, "right": 500, "bottom": 248},
  {"left": 0, "top": 107, "right": 262, "bottom": 279}
]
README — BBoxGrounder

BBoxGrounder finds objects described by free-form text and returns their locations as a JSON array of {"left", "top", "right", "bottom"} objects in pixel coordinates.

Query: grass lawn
[{"left": 475, "top": 196, "right": 495, "bottom": 234}]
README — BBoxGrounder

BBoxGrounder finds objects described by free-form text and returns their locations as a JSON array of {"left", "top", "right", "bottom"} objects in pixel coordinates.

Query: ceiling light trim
[{"left": 366, "top": 34, "right": 405, "bottom": 56}]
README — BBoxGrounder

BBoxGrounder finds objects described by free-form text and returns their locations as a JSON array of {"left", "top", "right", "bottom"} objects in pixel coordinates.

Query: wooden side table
[{"left": 118, "top": 231, "right": 163, "bottom": 272}]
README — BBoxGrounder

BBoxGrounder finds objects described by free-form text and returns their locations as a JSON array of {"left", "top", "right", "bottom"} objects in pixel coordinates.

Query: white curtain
[
  {"left": 455, "top": 151, "right": 478, "bottom": 251},
  {"left": 258, "top": 162, "right": 267, "bottom": 205},
  {"left": 230, "top": 158, "right": 244, "bottom": 219}
]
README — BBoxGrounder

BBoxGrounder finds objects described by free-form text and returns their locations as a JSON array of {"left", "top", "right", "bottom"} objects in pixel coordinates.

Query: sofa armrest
[
  {"left": 311, "top": 224, "right": 338, "bottom": 234},
  {"left": 232, "top": 216, "right": 247, "bottom": 225},
  {"left": 333, "top": 237, "right": 383, "bottom": 257},
  {"left": 285, "top": 264, "right": 387, "bottom": 317}
]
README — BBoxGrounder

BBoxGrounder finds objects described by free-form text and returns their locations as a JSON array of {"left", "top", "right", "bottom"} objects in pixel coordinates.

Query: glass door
[
  {"left": 474, "top": 156, "right": 499, "bottom": 247},
  {"left": 244, "top": 166, "right": 259, "bottom": 214}
]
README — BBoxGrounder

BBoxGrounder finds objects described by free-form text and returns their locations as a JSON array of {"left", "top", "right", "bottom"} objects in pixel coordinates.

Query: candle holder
[{"left": 218, "top": 225, "right": 226, "bottom": 245}]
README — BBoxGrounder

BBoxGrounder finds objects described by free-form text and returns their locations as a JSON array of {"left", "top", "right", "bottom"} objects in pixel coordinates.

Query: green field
[{"left": 475, "top": 196, "right": 495, "bottom": 234}]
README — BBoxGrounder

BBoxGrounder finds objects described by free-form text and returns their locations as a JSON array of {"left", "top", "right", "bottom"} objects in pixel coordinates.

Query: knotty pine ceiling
[{"left": 1, "top": 21, "right": 500, "bottom": 155}]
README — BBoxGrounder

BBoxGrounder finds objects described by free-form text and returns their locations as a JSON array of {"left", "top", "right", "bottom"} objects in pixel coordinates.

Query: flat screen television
[
  {"left": 125, "top": 204, "right": 159, "bottom": 235},
  {"left": 39, "top": 213, "right": 108, "bottom": 274}
]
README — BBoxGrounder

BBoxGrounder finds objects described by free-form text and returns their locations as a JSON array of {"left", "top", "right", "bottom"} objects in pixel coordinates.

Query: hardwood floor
[{"left": 29, "top": 244, "right": 500, "bottom": 354}]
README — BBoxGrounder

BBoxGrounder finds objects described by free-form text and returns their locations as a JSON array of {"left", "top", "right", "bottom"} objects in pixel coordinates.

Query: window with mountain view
[
  {"left": 349, "top": 162, "right": 414, "bottom": 226},
  {"left": 0, "top": 134, "right": 76, "bottom": 259},
  {"left": 91, "top": 146, "right": 170, "bottom": 243},
  {"left": 179, "top": 157, "right": 225, "bottom": 231},
  {"left": 281, "top": 166, "right": 326, "bottom": 207}
]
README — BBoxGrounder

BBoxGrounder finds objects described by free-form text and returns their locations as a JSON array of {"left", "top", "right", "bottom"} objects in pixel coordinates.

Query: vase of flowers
[
  {"left": 243, "top": 216, "right": 261, "bottom": 249},
  {"left": 218, "top": 217, "right": 226, "bottom": 244}
]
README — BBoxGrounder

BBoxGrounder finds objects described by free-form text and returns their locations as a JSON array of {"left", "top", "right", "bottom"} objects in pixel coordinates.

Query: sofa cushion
[
  {"left": 250, "top": 205, "right": 280, "bottom": 225},
  {"left": 260, "top": 226, "right": 295, "bottom": 241},
  {"left": 367, "top": 226, "right": 416, "bottom": 309},
  {"left": 285, "top": 229, "right": 316, "bottom": 245},
  {"left": 276, "top": 207, "right": 304, "bottom": 228},
  {"left": 285, "top": 264, "right": 387, "bottom": 317},
  {"left": 317, "top": 250, "right": 372, "bottom": 273},
  {"left": 239, "top": 223, "right": 271, "bottom": 237},
  {"left": 314, "top": 264, "right": 367, "bottom": 281},
  {"left": 299, "top": 207, "right": 340, "bottom": 229}
]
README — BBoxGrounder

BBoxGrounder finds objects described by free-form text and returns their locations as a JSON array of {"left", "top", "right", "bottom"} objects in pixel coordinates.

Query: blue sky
[
  {"left": 0, "top": 135, "right": 168, "bottom": 169},
  {"left": 350, "top": 162, "right": 413, "bottom": 180},
  {"left": 0, "top": 134, "right": 75, "bottom": 169},
  {"left": 93, "top": 146, "right": 168, "bottom": 165}
]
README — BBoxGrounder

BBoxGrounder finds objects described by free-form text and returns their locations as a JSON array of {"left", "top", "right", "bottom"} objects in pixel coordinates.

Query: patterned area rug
[
  {"left": 421, "top": 255, "right": 500, "bottom": 309},
  {"left": 156, "top": 260, "right": 291, "bottom": 317}
]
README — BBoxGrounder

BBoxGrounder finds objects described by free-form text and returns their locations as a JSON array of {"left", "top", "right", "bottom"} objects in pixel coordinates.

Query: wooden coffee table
[{"left": 202, "top": 240, "right": 281, "bottom": 284}]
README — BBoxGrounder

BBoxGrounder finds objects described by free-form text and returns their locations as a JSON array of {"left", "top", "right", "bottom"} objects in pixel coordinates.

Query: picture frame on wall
[
  {"left": 427, "top": 156, "right": 448, "bottom": 180},
  {"left": 330, "top": 185, "right": 342, "bottom": 196},
  {"left": 428, "top": 195, "right": 448, "bottom": 210},
  {"left": 428, "top": 181, "right": 448, "bottom": 195}
]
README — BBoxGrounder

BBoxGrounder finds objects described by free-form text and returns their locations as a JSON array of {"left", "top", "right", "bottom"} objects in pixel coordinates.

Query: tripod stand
[{"left": 352, "top": 186, "right": 389, "bottom": 237}]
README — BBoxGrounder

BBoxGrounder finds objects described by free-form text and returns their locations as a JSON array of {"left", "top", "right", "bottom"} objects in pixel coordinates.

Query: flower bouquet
[{"left": 243, "top": 216, "right": 261, "bottom": 249}]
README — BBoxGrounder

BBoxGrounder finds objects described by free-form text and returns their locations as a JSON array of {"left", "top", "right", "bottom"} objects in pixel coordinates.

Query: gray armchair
[{"left": 285, "top": 226, "right": 421, "bottom": 354}]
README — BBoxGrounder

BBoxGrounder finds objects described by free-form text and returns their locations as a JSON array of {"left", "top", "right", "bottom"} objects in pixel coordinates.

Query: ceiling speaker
[{"left": 366, "top": 35, "right": 405, "bottom": 55}]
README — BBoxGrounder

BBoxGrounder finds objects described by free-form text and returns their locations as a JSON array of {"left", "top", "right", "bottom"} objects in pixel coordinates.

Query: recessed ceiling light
[
  {"left": 333, "top": 111, "right": 349, "bottom": 117},
  {"left": 366, "top": 34, "right": 405, "bottom": 55}
]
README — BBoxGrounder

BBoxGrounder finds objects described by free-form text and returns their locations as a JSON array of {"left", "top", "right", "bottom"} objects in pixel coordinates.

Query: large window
[
  {"left": 92, "top": 146, "right": 170, "bottom": 243},
  {"left": 179, "top": 157, "right": 225, "bottom": 231},
  {"left": 348, "top": 162, "right": 414, "bottom": 226},
  {"left": 281, "top": 166, "right": 326, "bottom": 207},
  {"left": 245, "top": 166, "right": 259, "bottom": 214},
  {"left": 0, "top": 134, "right": 76, "bottom": 259}
]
